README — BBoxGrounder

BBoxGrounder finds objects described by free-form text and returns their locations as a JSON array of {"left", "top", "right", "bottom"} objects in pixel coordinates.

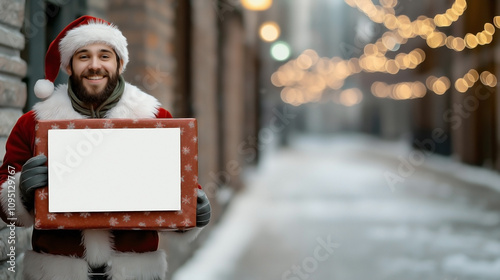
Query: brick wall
[
  {"left": 0, "top": 0, "right": 32, "bottom": 279},
  {"left": 107, "top": 0, "right": 176, "bottom": 109}
]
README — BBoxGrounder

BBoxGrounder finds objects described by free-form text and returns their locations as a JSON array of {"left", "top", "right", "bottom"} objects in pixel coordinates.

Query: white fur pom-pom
[{"left": 34, "top": 79, "right": 55, "bottom": 99}]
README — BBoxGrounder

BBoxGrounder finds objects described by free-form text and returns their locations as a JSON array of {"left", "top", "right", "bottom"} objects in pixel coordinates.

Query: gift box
[{"left": 33, "top": 118, "right": 198, "bottom": 230}]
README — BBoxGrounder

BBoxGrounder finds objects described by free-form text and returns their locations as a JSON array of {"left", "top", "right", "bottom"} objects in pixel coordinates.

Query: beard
[{"left": 70, "top": 68, "right": 120, "bottom": 105}]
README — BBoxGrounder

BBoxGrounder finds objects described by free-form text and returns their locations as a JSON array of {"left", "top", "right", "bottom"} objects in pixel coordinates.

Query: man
[{"left": 0, "top": 16, "right": 211, "bottom": 280}]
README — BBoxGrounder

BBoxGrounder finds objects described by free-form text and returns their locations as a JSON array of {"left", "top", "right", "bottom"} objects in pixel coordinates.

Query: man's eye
[
  {"left": 78, "top": 55, "right": 89, "bottom": 59},
  {"left": 101, "top": 55, "right": 110, "bottom": 59}
]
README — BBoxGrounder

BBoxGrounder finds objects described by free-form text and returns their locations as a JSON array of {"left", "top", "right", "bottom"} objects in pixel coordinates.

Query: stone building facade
[{"left": 0, "top": 1, "right": 30, "bottom": 279}]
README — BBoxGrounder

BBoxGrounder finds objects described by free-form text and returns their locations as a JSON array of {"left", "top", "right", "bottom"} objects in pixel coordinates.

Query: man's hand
[
  {"left": 196, "top": 189, "right": 211, "bottom": 227},
  {"left": 19, "top": 155, "right": 48, "bottom": 211}
]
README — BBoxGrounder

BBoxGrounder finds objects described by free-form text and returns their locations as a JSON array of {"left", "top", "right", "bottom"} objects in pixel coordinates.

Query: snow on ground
[{"left": 172, "top": 134, "right": 500, "bottom": 280}]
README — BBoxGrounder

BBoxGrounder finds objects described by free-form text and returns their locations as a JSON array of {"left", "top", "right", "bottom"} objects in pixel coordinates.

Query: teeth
[{"left": 87, "top": 76, "right": 103, "bottom": 80}]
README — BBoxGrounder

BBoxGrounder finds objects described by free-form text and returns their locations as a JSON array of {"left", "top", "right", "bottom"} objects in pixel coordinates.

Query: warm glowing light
[
  {"left": 465, "top": 33, "right": 478, "bottom": 48},
  {"left": 426, "top": 76, "right": 437, "bottom": 90},
  {"left": 340, "top": 88, "right": 363, "bottom": 106},
  {"left": 259, "top": 22, "right": 280, "bottom": 42},
  {"left": 296, "top": 54, "right": 313, "bottom": 70},
  {"left": 432, "top": 77, "right": 450, "bottom": 95},
  {"left": 413, "top": 82, "right": 427, "bottom": 98},
  {"left": 480, "top": 71, "right": 498, "bottom": 87},
  {"left": 494, "top": 16, "right": 500, "bottom": 28},
  {"left": 272, "top": 1, "right": 499, "bottom": 106},
  {"left": 484, "top": 23, "right": 495, "bottom": 35},
  {"left": 452, "top": 37, "right": 466, "bottom": 51},
  {"left": 380, "top": 0, "right": 397, "bottom": 8},
  {"left": 455, "top": 78, "right": 468, "bottom": 93},
  {"left": 427, "top": 32, "right": 446, "bottom": 48},
  {"left": 241, "top": 0, "right": 272, "bottom": 11}
]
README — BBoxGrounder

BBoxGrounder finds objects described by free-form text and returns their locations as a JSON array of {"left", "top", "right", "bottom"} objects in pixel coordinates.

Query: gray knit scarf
[{"left": 68, "top": 75, "right": 125, "bottom": 118}]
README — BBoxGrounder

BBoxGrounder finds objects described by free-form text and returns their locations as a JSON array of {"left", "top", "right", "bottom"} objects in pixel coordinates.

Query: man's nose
[{"left": 88, "top": 57, "right": 102, "bottom": 70}]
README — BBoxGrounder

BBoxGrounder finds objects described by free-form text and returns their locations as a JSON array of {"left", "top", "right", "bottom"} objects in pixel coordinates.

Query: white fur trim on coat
[
  {"left": 33, "top": 82, "right": 160, "bottom": 120},
  {"left": 23, "top": 250, "right": 88, "bottom": 280},
  {"left": 33, "top": 84, "right": 86, "bottom": 120},
  {"left": 0, "top": 172, "right": 34, "bottom": 227},
  {"left": 82, "top": 229, "right": 114, "bottom": 267},
  {"left": 106, "top": 83, "right": 161, "bottom": 119},
  {"left": 109, "top": 250, "right": 168, "bottom": 280}
]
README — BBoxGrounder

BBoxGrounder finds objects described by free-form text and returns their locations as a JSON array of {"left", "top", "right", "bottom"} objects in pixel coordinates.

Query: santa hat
[{"left": 34, "top": 15, "right": 129, "bottom": 99}]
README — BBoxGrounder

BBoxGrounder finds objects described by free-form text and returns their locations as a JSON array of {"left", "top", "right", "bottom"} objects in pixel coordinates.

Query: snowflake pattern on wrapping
[
  {"left": 38, "top": 189, "right": 48, "bottom": 200},
  {"left": 180, "top": 218, "right": 192, "bottom": 227},
  {"left": 182, "top": 195, "right": 191, "bottom": 205},
  {"left": 156, "top": 216, "right": 166, "bottom": 226},
  {"left": 34, "top": 118, "right": 198, "bottom": 230},
  {"left": 109, "top": 217, "right": 119, "bottom": 226},
  {"left": 103, "top": 120, "right": 114, "bottom": 128}
]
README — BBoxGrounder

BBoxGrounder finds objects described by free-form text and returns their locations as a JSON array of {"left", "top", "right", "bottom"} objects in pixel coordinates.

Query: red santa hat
[{"left": 34, "top": 15, "right": 129, "bottom": 99}]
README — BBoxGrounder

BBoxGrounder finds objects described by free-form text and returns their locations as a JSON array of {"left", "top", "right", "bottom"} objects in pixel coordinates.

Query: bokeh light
[
  {"left": 271, "top": 0, "right": 500, "bottom": 104},
  {"left": 270, "top": 41, "right": 291, "bottom": 61},
  {"left": 241, "top": 0, "right": 272, "bottom": 11},
  {"left": 259, "top": 21, "right": 280, "bottom": 42}
]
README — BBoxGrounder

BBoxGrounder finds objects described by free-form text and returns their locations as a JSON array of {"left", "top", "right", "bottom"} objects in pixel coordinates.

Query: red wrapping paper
[{"left": 33, "top": 118, "right": 198, "bottom": 230}]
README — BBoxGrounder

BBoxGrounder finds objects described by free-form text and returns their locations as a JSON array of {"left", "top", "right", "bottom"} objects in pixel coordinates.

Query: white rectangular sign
[{"left": 48, "top": 128, "right": 181, "bottom": 212}]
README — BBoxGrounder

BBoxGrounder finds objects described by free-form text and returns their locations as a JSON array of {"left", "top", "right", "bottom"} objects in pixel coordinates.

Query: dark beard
[{"left": 70, "top": 69, "right": 119, "bottom": 106}]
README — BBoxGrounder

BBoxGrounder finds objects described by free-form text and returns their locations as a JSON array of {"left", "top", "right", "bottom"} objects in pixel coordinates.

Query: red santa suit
[{"left": 0, "top": 80, "right": 201, "bottom": 279}]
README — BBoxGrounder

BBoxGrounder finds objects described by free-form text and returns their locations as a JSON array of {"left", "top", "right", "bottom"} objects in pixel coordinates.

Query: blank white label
[{"left": 48, "top": 128, "right": 181, "bottom": 212}]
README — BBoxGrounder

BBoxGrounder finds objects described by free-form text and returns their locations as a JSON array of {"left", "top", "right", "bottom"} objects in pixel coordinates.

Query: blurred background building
[{"left": 0, "top": 0, "right": 499, "bottom": 279}]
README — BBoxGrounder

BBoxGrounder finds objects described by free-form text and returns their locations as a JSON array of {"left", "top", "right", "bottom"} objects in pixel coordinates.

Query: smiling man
[{"left": 0, "top": 16, "right": 211, "bottom": 280}]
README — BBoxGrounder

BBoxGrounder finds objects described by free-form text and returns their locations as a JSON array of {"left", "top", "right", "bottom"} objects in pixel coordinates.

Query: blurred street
[{"left": 173, "top": 134, "right": 500, "bottom": 280}]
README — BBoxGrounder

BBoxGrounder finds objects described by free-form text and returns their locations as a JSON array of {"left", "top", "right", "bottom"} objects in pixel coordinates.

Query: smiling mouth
[{"left": 86, "top": 76, "right": 105, "bottom": 80}]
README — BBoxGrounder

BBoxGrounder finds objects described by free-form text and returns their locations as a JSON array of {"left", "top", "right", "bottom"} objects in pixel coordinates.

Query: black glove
[
  {"left": 19, "top": 155, "right": 48, "bottom": 211},
  {"left": 196, "top": 189, "right": 211, "bottom": 227}
]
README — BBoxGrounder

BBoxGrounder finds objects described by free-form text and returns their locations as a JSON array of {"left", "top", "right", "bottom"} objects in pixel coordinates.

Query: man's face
[{"left": 66, "top": 43, "right": 123, "bottom": 104}]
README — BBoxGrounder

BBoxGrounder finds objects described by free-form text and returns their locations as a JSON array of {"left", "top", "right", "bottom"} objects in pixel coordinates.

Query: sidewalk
[{"left": 172, "top": 134, "right": 500, "bottom": 280}]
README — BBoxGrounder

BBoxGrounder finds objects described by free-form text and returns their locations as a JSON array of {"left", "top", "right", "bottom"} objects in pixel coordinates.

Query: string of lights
[{"left": 271, "top": 0, "right": 499, "bottom": 106}]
